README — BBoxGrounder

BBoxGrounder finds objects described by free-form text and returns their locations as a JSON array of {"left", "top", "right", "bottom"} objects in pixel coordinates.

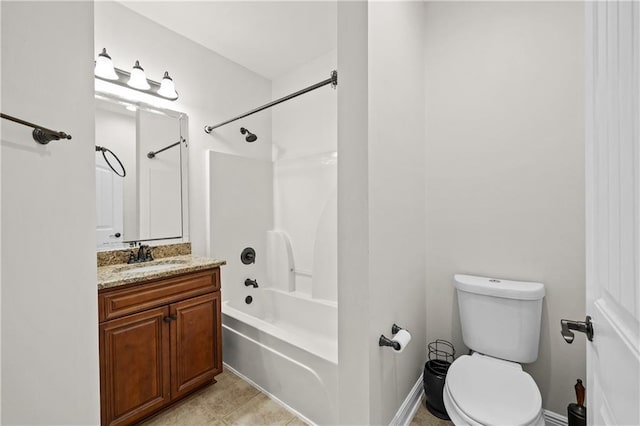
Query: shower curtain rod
[{"left": 204, "top": 70, "right": 337, "bottom": 134}]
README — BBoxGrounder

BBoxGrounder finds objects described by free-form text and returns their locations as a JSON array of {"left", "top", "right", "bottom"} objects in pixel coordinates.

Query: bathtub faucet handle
[
  {"left": 241, "top": 247, "right": 256, "bottom": 264},
  {"left": 245, "top": 278, "right": 259, "bottom": 288}
]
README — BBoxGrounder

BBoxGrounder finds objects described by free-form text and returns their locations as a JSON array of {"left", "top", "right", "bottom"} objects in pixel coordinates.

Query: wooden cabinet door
[
  {"left": 170, "top": 292, "right": 222, "bottom": 399},
  {"left": 100, "top": 306, "right": 170, "bottom": 426}
]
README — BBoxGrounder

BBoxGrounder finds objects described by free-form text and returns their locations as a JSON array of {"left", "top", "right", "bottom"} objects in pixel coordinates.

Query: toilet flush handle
[{"left": 560, "top": 316, "right": 594, "bottom": 343}]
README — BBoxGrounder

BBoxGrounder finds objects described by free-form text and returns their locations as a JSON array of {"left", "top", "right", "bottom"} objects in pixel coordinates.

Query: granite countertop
[{"left": 98, "top": 255, "right": 226, "bottom": 291}]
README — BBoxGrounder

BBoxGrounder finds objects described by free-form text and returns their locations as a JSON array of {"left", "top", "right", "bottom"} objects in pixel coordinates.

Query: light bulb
[
  {"left": 127, "top": 60, "right": 150, "bottom": 90},
  {"left": 95, "top": 48, "right": 118, "bottom": 80},
  {"left": 158, "top": 71, "right": 178, "bottom": 99}
]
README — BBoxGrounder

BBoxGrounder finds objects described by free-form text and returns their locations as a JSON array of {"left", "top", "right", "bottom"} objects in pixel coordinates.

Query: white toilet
[{"left": 443, "top": 274, "right": 546, "bottom": 426}]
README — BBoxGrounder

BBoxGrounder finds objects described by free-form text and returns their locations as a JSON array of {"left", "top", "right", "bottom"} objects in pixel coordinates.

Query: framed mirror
[{"left": 95, "top": 94, "right": 189, "bottom": 249}]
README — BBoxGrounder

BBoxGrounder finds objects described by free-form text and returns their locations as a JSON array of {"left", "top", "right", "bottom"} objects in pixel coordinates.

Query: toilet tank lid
[{"left": 454, "top": 274, "right": 545, "bottom": 300}]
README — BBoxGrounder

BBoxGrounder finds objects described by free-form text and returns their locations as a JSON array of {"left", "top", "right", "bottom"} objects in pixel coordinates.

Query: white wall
[
  {"left": 272, "top": 50, "right": 337, "bottom": 301},
  {"left": 1, "top": 2, "right": 4, "bottom": 420},
  {"left": 1, "top": 2, "right": 100, "bottom": 424},
  {"left": 367, "top": 2, "right": 426, "bottom": 423},
  {"left": 423, "top": 1, "right": 585, "bottom": 415},
  {"left": 272, "top": 50, "right": 337, "bottom": 159},
  {"left": 337, "top": 2, "right": 426, "bottom": 424},
  {"left": 0, "top": 3, "right": 3, "bottom": 423},
  {"left": 337, "top": 2, "right": 370, "bottom": 423},
  {"left": 95, "top": 1, "right": 272, "bottom": 257}
]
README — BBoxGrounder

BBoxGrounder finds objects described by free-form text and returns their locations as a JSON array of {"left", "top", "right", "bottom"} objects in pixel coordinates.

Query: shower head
[{"left": 240, "top": 127, "right": 257, "bottom": 143}]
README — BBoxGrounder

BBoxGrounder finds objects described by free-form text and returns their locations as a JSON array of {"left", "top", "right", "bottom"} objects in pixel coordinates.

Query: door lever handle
[{"left": 561, "top": 316, "right": 594, "bottom": 343}]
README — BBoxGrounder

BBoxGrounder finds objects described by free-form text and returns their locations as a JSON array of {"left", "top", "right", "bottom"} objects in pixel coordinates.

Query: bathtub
[{"left": 222, "top": 287, "right": 338, "bottom": 425}]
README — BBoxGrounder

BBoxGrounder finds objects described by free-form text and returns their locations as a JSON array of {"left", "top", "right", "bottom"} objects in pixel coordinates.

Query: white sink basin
[{"left": 117, "top": 260, "right": 189, "bottom": 275}]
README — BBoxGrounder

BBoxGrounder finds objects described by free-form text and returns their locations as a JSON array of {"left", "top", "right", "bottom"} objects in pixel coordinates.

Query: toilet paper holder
[{"left": 379, "top": 324, "right": 405, "bottom": 350}]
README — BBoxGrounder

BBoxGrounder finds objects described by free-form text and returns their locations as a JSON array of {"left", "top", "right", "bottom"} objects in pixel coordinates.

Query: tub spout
[{"left": 245, "top": 278, "right": 259, "bottom": 288}]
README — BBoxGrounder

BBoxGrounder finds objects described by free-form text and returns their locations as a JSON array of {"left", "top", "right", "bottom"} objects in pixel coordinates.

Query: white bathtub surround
[
  {"left": 210, "top": 50, "right": 339, "bottom": 423},
  {"left": 270, "top": 152, "right": 338, "bottom": 300},
  {"left": 266, "top": 230, "right": 295, "bottom": 292},
  {"left": 208, "top": 149, "right": 338, "bottom": 415},
  {"left": 311, "top": 184, "right": 337, "bottom": 302},
  {"left": 208, "top": 151, "right": 273, "bottom": 305},
  {"left": 272, "top": 50, "right": 338, "bottom": 302},
  {"left": 222, "top": 288, "right": 338, "bottom": 425},
  {"left": 224, "top": 289, "right": 337, "bottom": 364}
]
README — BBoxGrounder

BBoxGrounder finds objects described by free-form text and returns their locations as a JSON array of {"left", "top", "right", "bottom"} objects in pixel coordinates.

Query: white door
[
  {"left": 96, "top": 155, "right": 124, "bottom": 246},
  {"left": 585, "top": 1, "right": 640, "bottom": 425}
]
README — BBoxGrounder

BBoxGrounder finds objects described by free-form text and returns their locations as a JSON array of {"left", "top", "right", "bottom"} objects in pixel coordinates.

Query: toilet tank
[{"left": 454, "top": 274, "right": 545, "bottom": 364}]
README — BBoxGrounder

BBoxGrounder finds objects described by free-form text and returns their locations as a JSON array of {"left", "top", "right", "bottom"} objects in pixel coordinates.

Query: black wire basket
[{"left": 423, "top": 339, "right": 455, "bottom": 420}]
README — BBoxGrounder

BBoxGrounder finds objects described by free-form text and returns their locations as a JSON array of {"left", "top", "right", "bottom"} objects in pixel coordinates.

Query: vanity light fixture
[
  {"left": 127, "top": 60, "right": 151, "bottom": 90},
  {"left": 94, "top": 48, "right": 118, "bottom": 80},
  {"left": 94, "top": 49, "right": 179, "bottom": 101},
  {"left": 158, "top": 72, "right": 178, "bottom": 99}
]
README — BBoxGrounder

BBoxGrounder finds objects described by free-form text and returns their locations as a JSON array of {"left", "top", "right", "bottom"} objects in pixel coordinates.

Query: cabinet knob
[{"left": 164, "top": 315, "right": 177, "bottom": 322}]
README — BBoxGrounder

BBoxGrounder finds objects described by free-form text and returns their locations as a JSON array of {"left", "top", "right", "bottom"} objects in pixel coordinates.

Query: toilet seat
[
  {"left": 444, "top": 354, "right": 543, "bottom": 426},
  {"left": 444, "top": 385, "right": 545, "bottom": 426}
]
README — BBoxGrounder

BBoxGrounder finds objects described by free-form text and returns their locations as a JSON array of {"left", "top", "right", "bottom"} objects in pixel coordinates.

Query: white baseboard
[
  {"left": 390, "top": 373, "right": 424, "bottom": 426},
  {"left": 222, "top": 362, "right": 316, "bottom": 426},
  {"left": 544, "top": 409, "right": 568, "bottom": 426},
  {"left": 225, "top": 363, "right": 565, "bottom": 426}
]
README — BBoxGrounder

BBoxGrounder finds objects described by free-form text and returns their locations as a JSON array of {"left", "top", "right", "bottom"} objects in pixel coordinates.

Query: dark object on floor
[
  {"left": 567, "top": 379, "right": 586, "bottom": 426},
  {"left": 424, "top": 339, "right": 455, "bottom": 420}
]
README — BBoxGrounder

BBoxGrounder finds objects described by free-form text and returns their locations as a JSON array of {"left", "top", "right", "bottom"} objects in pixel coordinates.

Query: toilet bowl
[
  {"left": 443, "top": 353, "right": 545, "bottom": 426},
  {"left": 448, "top": 275, "right": 547, "bottom": 426}
]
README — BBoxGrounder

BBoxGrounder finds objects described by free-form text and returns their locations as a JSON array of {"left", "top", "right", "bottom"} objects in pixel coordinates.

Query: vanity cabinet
[
  {"left": 99, "top": 306, "right": 171, "bottom": 425},
  {"left": 98, "top": 268, "right": 222, "bottom": 426},
  {"left": 170, "top": 292, "right": 220, "bottom": 399}
]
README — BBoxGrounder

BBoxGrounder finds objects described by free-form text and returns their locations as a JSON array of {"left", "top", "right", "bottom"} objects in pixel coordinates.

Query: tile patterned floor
[
  {"left": 410, "top": 399, "right": 453, "bottom": 426},
  {"left": 141, "top": 368, "right": 453, "bottom": 426}
]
